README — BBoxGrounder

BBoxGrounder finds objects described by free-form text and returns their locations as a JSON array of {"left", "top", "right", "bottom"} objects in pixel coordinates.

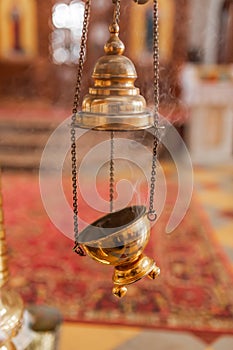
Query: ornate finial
[{"left": 104, "top": 23, "right": 125, "bottom": 55}]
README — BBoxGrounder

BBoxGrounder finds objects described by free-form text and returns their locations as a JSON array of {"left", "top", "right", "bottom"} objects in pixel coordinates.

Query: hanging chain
[
  {"left": 109, "top": 0, "right": 120, "bottom": 213},
  {"left": 109, "top": 131, "right": 115, "bottom": 212},
  {"left": 72, "top": 0, "right": 91, "bottom": 256},
  {"left": 148, "top": 0, "right": 160, "bottom": 221},
  {"left": 113, "top": 0, "right": 120, "bottom": 24}
]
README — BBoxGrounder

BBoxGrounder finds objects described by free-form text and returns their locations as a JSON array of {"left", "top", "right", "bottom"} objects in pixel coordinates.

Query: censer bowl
[
  {"left": 78, "top": 206, "right": 160, "bottom": 297},
  {"left": 78, "top": 206, "right": 149, "bottom": 265}
]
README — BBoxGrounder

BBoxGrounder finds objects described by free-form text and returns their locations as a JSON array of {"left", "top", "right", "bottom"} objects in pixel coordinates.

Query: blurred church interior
[
  {"left": 0, "top": 0, "right": 233, "bottom": 349},
  {"left": 0, "top": 0, "right": 233, "bottom": 166}
]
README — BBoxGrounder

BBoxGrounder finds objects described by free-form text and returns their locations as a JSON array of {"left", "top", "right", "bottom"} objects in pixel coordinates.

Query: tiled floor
[{"left": 58, "top": 163, "right": 233, "bottom": 350}]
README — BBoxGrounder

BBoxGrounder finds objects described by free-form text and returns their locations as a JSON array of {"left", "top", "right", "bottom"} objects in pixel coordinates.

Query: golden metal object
[
  {"left": 0, "top": 182, "right": 24, "bottom": 350},
  {"left": 75, "top": 23, "right": 153, "bottom": 131},
  {"left": 0, "top": 235, "right": 9, "bottom": 288},
  {"left": 78, "top": 206, "right": 160, "bottom": 297},
  {"left": 133, "top": 0, "right": 150, "bottom": 4},
  {"left": 0, "top": 194, "right": 9, "bottom": 288},
  {"left": 72, "top": 1, "right": 161, "bottom": 298},
  {"left": 0, "top": 289, "right": 24, "bottom": 350},
  {"left": 112, "top": 0, "right": 150, "bottom": 3}
]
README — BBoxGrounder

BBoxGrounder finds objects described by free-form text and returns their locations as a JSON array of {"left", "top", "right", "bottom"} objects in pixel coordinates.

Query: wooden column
[
  {"left": 218, "top": 0, "right": 233, "bottom": 63},
  {"left": 168, "top": 0, "right": 189, "bottom": 99}
]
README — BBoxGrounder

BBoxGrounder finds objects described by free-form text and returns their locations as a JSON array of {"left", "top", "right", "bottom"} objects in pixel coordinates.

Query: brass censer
[{"left": 72, "top": 0, "right": 161, "bottom": 297}]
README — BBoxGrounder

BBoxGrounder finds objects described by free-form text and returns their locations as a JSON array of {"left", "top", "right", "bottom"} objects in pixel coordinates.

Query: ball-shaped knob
[
  {"left": 104, "top": 23, "right": 125, "bottom": 55},
  {"left": 148, "top": 265, "right": 160, "bottom": 280},
  {"left": 112, "top": 285, "right": 128, "bottom": 298}
]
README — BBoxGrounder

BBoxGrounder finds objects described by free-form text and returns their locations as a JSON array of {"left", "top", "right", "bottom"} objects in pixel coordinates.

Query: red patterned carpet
[{"left": 2, "top": 172, "right": 233, "bottom": 343}]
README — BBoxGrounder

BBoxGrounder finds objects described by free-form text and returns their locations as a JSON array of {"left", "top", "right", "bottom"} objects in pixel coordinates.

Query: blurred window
[
  {"left": 145, "top": 9, "right": 153, "bottom": 53},
  {"left": 51, "top": 1, "right": 84, "bottom": 64}
]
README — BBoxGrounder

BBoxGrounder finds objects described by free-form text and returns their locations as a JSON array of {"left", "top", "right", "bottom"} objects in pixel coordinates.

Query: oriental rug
[{"left": 2, "top": 173, "right": 233, "bottom": 343}]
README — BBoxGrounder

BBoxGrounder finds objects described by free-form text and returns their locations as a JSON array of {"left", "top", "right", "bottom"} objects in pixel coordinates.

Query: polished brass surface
[
  {"left": 75, "top": 23, "right": 153, "bottom": 130},
  {"left": 78, "top": 206, "right": 150, "bottom": 265},
  {"left": 113, "top": 255, "right": 160, "bottom": 297},
  {"left": 148, "top": 264, "right": 160, "bottom": 279},
  {"left": 78, "top": 206, "right": 160, "bottom": 297},
  {"left": 113, "top": 255, "right": 156, "bottom": 285},
  {"left": 0, "top": 245, "right": 9, "bottom": 288},
  {"left": 0, "top": 196, "right": 9, "bottom": 287},
  {"left": 71, "top": 0, "right": 161, "bottom": 297},
  {"left": 0, "top": 288, "right": 24, "bottom": 344},
  {"left": 0, "top": 341, "right": 16, "bottom": 350},
  {"left": 0, "top": 182, "right": 24, "bottom": 349},
  {"left": 112, "top": 285, "right": 127, "bottom": 298},
  {"left": 133, "top": 0, "right": 150, "bottom": 4}
]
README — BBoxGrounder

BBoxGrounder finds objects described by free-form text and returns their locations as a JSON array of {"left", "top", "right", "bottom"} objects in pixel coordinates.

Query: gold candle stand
[{"left": 0, "top": 179, "right": 24, "bottom": 350}]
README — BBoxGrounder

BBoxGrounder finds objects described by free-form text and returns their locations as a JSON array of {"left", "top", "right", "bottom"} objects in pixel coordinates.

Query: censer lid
[{"left": 75, "top": 23, "right": 153, "bottom": 130}]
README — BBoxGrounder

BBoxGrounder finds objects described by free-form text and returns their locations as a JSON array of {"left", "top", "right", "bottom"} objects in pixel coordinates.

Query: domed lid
[
  {"left": 93, "top": 23, "right": 137, "bottom": 82},
  {"left": 75, "top": 23, "right": 153, "bottom": 130}
]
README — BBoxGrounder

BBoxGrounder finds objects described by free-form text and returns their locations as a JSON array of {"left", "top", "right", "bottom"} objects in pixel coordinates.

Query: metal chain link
[
  {"left": 113, "top": 0, "right": 120, "bottom": 25},
  {"left": 148, "top": 0, "right": 160, "bottom": 221},
  {"left": 72, "top": 0, "right": 91, "bottom": 256},
  {"left": 109, "top": 131, "right": 115, "bottom": 212},
  {"left": 109, "top": 0, "right": 120, "bottom": 213}
]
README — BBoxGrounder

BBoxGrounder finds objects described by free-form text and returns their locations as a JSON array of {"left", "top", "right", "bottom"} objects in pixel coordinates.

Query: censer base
[
  {"left": 112, "top": 254, "right": 160, "bottom": 298},
  {"left": 77, "top": 206, "right": 160, "bottom": 298}
]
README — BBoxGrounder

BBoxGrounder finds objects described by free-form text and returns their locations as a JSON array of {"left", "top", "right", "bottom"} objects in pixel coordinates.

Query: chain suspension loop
[
  {"left": 71, "top": 0, "right": 91, "bottom": 256},
  {"left": 148, "top": 0, "right": 160, "bottom": 222},
  {"left": 109, "top": 131, "right": 115, "bottom": 212},
  {"left": 113, "top": 0, "right": 121, "bottom": 25}
]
